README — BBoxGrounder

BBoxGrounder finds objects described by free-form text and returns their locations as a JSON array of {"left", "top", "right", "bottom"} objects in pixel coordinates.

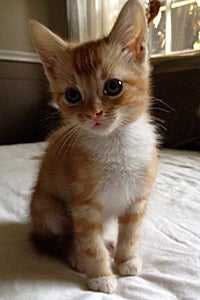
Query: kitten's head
[{"left": 30, "top": 0, "right": 149, "bottom": 136}]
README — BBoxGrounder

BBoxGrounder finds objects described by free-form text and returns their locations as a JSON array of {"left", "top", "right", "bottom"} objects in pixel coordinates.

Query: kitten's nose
[{"left": 86, "top": 109, "right": 103, "bottom": 121}]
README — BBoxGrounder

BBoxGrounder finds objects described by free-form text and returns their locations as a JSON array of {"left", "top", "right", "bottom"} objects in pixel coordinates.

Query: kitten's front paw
[
  {"left": 87, "top": 275, "right": 117, "bottom": 294},
  {"left": 116, "top": 257, "right": 142, "bottom": 276}
]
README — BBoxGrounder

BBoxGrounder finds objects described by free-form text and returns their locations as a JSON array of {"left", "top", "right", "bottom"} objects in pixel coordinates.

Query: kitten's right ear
[
  {"left": 108, "top": 0, "right": 147, "bottom": 63},
  {"left": 30, "top": 21, "right": 67, "bottom": 81}
]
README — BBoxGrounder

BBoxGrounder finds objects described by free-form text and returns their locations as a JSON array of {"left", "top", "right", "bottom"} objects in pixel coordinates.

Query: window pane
[
  {"left": 171, "top": 1, "right": 200, "bottom": 52},
  {"left": 149, "top": 0, "right": 200, "bottom": 55}
]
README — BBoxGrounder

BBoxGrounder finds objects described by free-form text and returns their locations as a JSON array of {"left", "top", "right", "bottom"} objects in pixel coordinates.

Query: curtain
[{"left": 66, "top": 0, "right": 127, "bottom": 42}]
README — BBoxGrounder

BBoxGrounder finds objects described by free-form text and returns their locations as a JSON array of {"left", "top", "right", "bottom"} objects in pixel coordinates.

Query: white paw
[
  {"left": 87, "top": 275, "right": 117, "bottom": 294},
  {"left": 117, "top": 257, "right": 142, "bottom": 276}
]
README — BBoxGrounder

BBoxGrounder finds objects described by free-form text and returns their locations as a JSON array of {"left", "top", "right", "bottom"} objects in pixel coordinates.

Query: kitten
[{"left": 30, "top": 0, "right": 157, "bottom": 294}]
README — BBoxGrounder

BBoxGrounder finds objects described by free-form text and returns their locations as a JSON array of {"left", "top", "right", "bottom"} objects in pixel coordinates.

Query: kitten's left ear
[{"left": 108, "top": 0, "right": 147, "bottom": 62}]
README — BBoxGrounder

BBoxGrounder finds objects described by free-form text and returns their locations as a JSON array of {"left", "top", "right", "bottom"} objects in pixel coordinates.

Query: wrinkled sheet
[{"left": 0, "top": 142, "right": 199, "bottom": 300}]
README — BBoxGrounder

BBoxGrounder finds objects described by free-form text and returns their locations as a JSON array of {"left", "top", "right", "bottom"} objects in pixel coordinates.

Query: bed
[{"left": 0, "top": 140, "right": 199, "bottom": 299}]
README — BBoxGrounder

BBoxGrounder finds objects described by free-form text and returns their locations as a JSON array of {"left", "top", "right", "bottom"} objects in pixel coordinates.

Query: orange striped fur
[{"left": 30, "top": 0, "right": 157, "bottom": 294}]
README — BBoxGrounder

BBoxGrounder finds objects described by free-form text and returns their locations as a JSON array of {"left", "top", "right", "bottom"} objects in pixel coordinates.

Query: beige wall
[{"left": 0, "top": 0, "right": 67, "bottom": 53}]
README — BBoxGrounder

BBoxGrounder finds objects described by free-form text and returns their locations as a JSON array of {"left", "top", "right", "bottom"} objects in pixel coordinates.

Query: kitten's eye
[
  {"left": 65, "top": 88, "right": 82, "bottom": 104},
  {"left": 104, "top": 79, "right": 123, "bottom": 96}
]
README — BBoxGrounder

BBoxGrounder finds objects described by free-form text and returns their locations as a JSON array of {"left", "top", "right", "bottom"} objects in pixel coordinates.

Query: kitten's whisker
[
  {"left": 152, "top": 117, "right": 167, "bottom": 132},
  {"left": 151, "top": 98, "right": 176, "bottom": 112},
  {"left": 63, "top": 128, "right": 82, "bottom": 157},
  {"left": 57, "top": 125, "right": 80, "bottom": 157},
  {"left": 156, "top": 123, "right": 167, "bottom": 132},
  {"left": 152, "top": 116, "right": 166, "bottom": 124},
  {"left": 152, "top": 107, "right": 169, "bottom": 114},
  {"left": 52, "top": 129, "right": 68, "bottom": 157},
  {"left": 57, "top": 128, "right": 76, "bottom": 154},
  {"left": 39, "top": 111, "right": 61, "bottom": 138},
  {"left": 62, "top": 129, "right": 79, "bottom": 156}
]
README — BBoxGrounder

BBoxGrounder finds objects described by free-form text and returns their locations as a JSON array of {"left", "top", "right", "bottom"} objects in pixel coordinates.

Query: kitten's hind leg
[{"left": 30, "top": 191, "right": 72, "bottom": 261}]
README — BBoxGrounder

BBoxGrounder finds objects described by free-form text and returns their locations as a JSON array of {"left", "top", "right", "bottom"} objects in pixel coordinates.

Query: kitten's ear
[
  {"left": 30, "top": 21, "right": 67, "bottom": 80},
  {"left": 108, "top": 0, "right": 147, "bottom": 62}
]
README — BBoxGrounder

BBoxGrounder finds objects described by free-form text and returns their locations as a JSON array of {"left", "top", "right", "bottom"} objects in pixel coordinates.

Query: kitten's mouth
[
  {"left": 88, "top": 120, "right": 110, "bottom": 134},
  {"left": 89, "top": 119, "right": 117, "bottom": 135},
  {"left": 81, "top": 117, "right": 119, "bottom": 135},
  {"left": 91, "top": 120, "right": 110, "bottom": 131},
  {"left": 93, "top": 121, "right": 103, "bottom": 127}
]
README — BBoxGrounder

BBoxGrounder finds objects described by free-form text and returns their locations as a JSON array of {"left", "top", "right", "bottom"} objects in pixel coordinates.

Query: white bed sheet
[{"left": 0, "top": 142, "right": 199, "bottom": 300}]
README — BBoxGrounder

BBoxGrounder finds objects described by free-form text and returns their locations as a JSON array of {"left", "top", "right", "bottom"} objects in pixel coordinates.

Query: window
[{"left": 149, "top": 0, "right": 200, "bottom": 55}]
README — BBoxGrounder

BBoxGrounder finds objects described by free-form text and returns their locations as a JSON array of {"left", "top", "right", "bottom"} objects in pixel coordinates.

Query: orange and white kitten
[{"left": 30, "top": 0, "right": 157, "bottom": 294}]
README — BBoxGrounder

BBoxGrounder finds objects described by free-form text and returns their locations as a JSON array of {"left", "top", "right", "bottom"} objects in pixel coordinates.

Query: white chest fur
[{"left": 83, "top": 116, "right": 156, "bottom": 219}]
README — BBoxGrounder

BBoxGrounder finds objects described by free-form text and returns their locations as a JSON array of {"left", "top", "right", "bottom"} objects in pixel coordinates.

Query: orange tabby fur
[{"left": 30, "top": 0, "right": 157, "bottom": 294}]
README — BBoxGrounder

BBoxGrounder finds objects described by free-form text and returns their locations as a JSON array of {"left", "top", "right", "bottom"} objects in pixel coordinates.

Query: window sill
[{"left": 150, "top": 50, "right": 200, "bottom": 73}]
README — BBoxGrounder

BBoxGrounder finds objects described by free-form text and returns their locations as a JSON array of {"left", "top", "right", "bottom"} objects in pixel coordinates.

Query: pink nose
[{"left": 86, "top": 109, "right": 103, "bottom": 121}]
